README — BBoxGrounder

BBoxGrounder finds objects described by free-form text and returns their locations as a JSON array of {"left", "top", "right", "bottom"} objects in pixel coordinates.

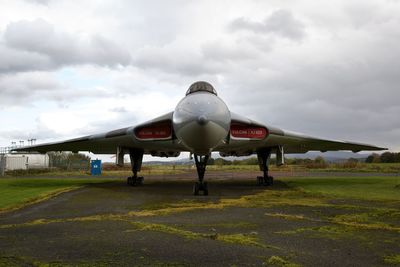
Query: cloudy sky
[{"left": 0, "top": 0, "right": 399, "bottom": 160}]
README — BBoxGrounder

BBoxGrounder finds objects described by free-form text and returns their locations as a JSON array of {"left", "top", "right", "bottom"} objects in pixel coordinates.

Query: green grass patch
[
  {"left": 384, "top": 254, "right": 400, "bottom": 265},
  {"left": 0, "top": 178, "right": 112, "bottom": 212},
  {"left": 266, "top": 256, "right": 301, "bottom": 267},
  {"left": 283, "top": 176, "right": 400, "bottom": 201},
  {"left": 129, "top": 221, "right": 269, "bottom": 248},
  {"left": 276, "top": 225, "right": 365, "bottom": 242}
]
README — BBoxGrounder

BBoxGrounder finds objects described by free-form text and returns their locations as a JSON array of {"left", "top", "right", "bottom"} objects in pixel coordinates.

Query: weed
[
  {"left": 265, "top": 256, "right": 301, "bottom": 267},
  {"left": 129, "top": 222, "right": 271, "bottom": 248},
  {"left": 384, "top": 254, "right": 400, "bottom": 265}
]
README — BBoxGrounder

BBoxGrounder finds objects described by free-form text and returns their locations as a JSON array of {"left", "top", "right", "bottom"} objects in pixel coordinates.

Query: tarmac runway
[{"left": 0, "top": 171, "right": 399, "bottom": 266}]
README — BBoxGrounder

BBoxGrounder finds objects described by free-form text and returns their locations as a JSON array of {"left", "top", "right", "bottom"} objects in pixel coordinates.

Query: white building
[{"left": 0, "top": 153, "right": 50, "bottom": 172}]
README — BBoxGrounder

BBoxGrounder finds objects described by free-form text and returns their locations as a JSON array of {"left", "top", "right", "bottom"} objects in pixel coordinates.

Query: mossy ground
[{"left": 0, "top": 172, "right": 399, "bottom": 266}]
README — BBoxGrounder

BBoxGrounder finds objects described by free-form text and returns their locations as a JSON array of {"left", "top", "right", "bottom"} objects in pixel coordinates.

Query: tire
[
  {"left": 193, "top": 183, "right": 200, "bottom": 195},
  {"left": 131, "top": 176, "right": 137, "bottom": 186},
  {"left": 203, "top": 182, "right": 208, "bottom": 196},
  {"left": 137, "top": 177, "right": 144, "bottom": 185},
  {"left": 203, "top": 188, "right": 209, "bottom": 196},
  {"left": 264, "top": 176, "right": 273, "bottom": 186},
  {"left": 263, "top": 176, "right": 271, "bottom": 186}
]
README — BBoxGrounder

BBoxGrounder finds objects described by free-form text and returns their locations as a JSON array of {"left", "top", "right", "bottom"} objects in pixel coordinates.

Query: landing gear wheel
[
  {"left": 263, "top": 176, "right": 274, "bottom": 186},
  {"left": 137, "top": 176, "right": 144, "bottom": 186},
  {"left": 203, "top": 182, "right": 208, "bottom": 196},
  {"left": 193, "top": 182, "right": 200, "bottom": 195},
  {"left": 127, "top": 176, "right": 139, "bottom": 186},
  {"left": 193, "top": 182, "right": 208, "bottom": 196}
]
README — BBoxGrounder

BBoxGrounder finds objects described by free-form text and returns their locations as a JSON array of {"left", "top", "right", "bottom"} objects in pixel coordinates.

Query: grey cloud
[
  {"left": 132, "top": 46, "right": 224, "bottom": 76},
  {"left": 0, "top": 46, "right": 53, "bottom": 73},
  {"left": 0, "top": 128, "right": 58, "bottom": 142},
  {"left": 229, "top": 9, "right": 306, "bottom": 40},
  {"left": 217, "top": 11, "right": 400, "bottom": 151},
  {"left": 109, "top": 107, "right": 128, "bottom": 113},
  {"left": 0, "top": 121, "right": 59, "bottom": 142},
  {"left": 221, "top": 51, "right": 400, "bottom": 150},
  {"left": 24, "top": 0, "right": 51, "bottom": 5},
  {"left": 75, "top": 110, "right": 139, "bottom": 137},
  {"left": 0, "top": 71, "right": 111, "bottom": 106},
  {"left": 0, "top": 109, "right": 138, "bottom": 143},
  {"left": 2, "top": 19, "right": 131, "bottom": 73},
  {"left": 1, "top": 0, "right": 399, "bottom": 152},
  {"left": 0, "top": 72, "right": 62, "bottom": 105},
  {"left": 201, "top": 40, "right": 261, "bottom": 63}
]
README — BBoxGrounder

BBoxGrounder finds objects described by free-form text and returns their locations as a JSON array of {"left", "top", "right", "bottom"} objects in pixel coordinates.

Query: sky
[{"left": 0, "top": 0, "right": 399, "bottom": 161}]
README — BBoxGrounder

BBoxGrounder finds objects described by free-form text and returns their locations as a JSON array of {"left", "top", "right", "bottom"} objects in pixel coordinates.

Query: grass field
[
  {"left": 1, "top": 166, "right": 400, "bottom": 266},
  {"left": 0, "top": 178, "right": 112, "bottom": 212},
  {"left": 283, "top": 176, "right": 400, "bottom": 201},
  {"left": 207, "top": 162, "right": 400, "bottom": 173},
  {"left": 1, "top": 164, "right": 399, "bottom": 213}
]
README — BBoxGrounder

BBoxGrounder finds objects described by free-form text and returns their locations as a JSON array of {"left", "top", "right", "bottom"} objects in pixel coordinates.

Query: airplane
[{"left": 13, "top": 81, "right": 387, "bottom": 195}]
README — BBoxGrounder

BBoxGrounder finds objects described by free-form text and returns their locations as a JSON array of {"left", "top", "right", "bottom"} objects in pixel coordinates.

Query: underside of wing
[
  {"left": 217, "top": 112, "right": 387, "bottom": 156},
  {"left": 12, "top": 111, "right": 187, "bottom": 157},
  {"left": 271, "top": 131, "right": 387, "bottom": 153}
]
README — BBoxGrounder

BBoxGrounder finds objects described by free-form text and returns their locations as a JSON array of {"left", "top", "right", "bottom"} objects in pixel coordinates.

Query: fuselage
[{"left": 172, "top": 82, "right": 231, "bottom": 155}]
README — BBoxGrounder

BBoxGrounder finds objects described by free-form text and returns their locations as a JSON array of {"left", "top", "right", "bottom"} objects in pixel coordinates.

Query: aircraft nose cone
[{"left": 197, "top": 115, "right": 209, "bottom": 126}]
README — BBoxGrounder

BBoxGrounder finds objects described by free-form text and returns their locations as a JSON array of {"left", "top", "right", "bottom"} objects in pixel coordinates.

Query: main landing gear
[
  {"left": 127, "top": 149, "right": 144, "bottom": 186},
  {"left": 257, "top": 149, "right": 274, "bottom": 186},
  {"left": 193, "top": 154, "right": 209, "bottom": 196}
]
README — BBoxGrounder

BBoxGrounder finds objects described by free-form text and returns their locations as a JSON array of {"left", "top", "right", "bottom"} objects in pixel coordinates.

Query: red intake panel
[
  {"left": 135, "top": 122, "right": 172, "bottom": 140},
  {"left": 230, "top": 123, "right": 268, "bottom": 139}
]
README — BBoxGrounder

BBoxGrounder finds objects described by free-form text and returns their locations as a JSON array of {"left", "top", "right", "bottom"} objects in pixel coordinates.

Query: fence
[{"left": 0, "top": 155, "right": 5, "bottom": 176}]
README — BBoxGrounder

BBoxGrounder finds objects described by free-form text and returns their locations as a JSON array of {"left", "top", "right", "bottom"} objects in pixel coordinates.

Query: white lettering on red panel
[
  {"left": 135, "top": 123, "right": 172, "bottom": 139},
  {"left": 230, "top": 124, "right": 267, "bottom": 139}
]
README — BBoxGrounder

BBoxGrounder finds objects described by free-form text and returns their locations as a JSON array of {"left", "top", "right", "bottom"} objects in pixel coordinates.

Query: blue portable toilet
[{"left": 90, "top": 159, "right": 102, "bottom": 175}]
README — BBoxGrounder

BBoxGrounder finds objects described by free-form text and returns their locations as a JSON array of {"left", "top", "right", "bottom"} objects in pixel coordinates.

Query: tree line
[
  {"left": 48, "top": 152, "right": 91, "bottom": 170},
  {"left": 365, "top": 152, "right": 400, "bottom": 163},
  {"left": 208, "top": 152, "right": 400, "bottom": 166}
]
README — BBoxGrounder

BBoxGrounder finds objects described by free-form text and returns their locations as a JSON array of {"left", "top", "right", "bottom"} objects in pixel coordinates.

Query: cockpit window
[{"left": 186, "top": 81, "right": 217, "bottom": 96}]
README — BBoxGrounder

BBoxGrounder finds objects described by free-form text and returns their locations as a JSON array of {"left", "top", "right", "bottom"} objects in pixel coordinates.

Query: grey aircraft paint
[
  {"left": 13, "top": 81, "right": 386, "bottom": 157},
  {"left": 12, "top": 81, "right": 387, "bottom": 194},
  {"left": 173, "top": 82, "right": 231, "bottom": 155}
]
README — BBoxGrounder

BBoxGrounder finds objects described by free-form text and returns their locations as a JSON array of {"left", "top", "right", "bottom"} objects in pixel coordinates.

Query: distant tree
[
  {"left": 380, "top": 152, "right": 395, "bottom": 163},
  {"left": 213, "top": 158, "right": 232, "bottom": 166},
  {"left": 395, "top": 153, "right": 400, "bottom": 163},
  {"left": 214, "top": 158, "right": 225, "bottom": 166},
  {"left": 365, "top": 153, "right": 380, "bottom": 163},
  {"left": 48, "top": 152, "right": 90, "bottom": 170},
  {"left": 305, "top": 156, "right": 328, "bottom": 169},
  {"left": 232, "top": 160, "right": 240, "bottom": 165},
  {"left": 242, "top": 157, "right": 259, "bottom": 165},
  {"left": 314, "top": 156, "right": 326, "bottom": 164},
  {"left": 269, "top": 157, "right": 276, "bottom": 165},
  {"left": 347, "top": 158, "right": 359, "bottom": 163}
]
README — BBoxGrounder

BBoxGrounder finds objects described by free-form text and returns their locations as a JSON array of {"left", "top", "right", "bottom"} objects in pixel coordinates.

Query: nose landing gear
[{"left": 193, "top": 154, "right": 209, "bottom": 195}]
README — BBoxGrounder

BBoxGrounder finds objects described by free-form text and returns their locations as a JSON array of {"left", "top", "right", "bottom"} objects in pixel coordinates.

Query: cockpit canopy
[{"left": 186, "top": 81, "right": 217, "bottom": 96}]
